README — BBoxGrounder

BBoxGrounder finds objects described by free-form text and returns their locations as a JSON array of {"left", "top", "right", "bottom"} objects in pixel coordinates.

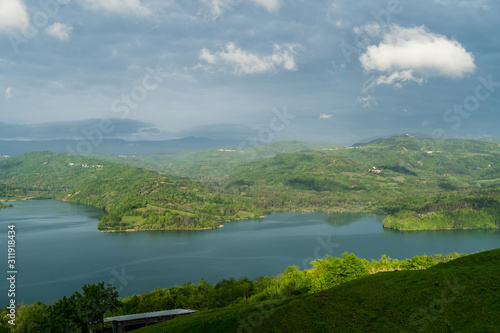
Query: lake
[{"left": 1, "top": 200, "right": 499, "bottom": 305}]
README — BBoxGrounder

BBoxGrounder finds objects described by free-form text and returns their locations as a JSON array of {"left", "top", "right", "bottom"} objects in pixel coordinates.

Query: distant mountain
[
  {"left": 0, "top": 137, "right": 241, "bottom": 157},
  {"left": 351, "top": 133, "right": 432, "bottom": 147}
]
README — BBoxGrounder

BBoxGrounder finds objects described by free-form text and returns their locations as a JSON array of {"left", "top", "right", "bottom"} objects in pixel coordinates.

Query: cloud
[
  {"left": 249, "top": 0, "right": 282, "bottom": 12},
  {"left": 360, "top": 25, "right": 475, "bottom": 89},
  {"left": 77, "top": 0, "right": 150, "bottom": 16},
  {"left": 0, "top": 0, "right": 29, "bottom": 33},
  {"left": 200, "top": 0, "right": 282, "bottom": 21},
  {"left": 197, "top": 42, "right": 300, "bottom": 75},
  {"left": 363, "top": 70, "right": 425, "bottom": 92},
  {"left": 45, "top": 23, "right": 73, "bottom": 41},
  {"left": 5, "top": 87, "right": 13, "bottom": 100},
  {"left": 319, "top": 114, "right": 332, "bottom": 119},
  {"left": 357, "top": 95, "right": 377, "bottom": 107},
  {"left": 201, "top": 0, "right": 232, "bottom": 21}
]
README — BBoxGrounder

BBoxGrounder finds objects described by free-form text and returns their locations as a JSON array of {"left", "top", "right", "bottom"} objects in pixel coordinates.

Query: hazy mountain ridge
[{"left": 0, "top": 137, "right": 241, "bottom": 157}]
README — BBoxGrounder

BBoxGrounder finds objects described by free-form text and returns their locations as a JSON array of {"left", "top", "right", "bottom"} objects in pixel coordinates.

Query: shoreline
[
  {"left": 4, "top": 198, "right": 496, "bottom": 233},
  {"left": 383, "top": 225, "right": 500, "bottom": 231},
  {"left": 99, "top": 224, "right": 225, "bottom": 232}
]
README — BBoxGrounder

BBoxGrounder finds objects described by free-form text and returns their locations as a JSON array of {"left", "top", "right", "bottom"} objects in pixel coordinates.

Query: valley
[{"left": 3, "top": 136, "right": 497, "bottom": 231}]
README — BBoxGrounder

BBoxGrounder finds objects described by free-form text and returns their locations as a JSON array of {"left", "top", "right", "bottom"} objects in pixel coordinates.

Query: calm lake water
[{"left": 1, "top": 200, "right": 499, "bottom": 305}]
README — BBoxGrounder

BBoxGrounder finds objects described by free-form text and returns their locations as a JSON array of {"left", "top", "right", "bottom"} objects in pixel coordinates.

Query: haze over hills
[{"left": 0, "top": 137, "right": 241, "bottom": 157}]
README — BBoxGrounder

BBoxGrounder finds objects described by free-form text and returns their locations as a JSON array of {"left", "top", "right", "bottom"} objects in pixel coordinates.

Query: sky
[{"left": 0, "top": 0, "right": 499, "bottom": 144}]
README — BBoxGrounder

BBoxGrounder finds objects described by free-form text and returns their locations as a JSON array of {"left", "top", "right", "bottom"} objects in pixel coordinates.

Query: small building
[{"left": 103, "top": 309, "right": 197, "bottom": 332}]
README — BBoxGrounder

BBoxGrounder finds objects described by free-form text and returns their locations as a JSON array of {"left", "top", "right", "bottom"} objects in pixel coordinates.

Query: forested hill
[
  {"left": 89, "top": 140, "right": 343, "bottom": 184},
  {"left": 0, "top": 152, "right": 261, "bottom": 231},
  {"left": 225, "top": 136, "right": 500, "bottom": 230},
  {"left": 228, "top": 137, "right": 500, "bottom": 193}
]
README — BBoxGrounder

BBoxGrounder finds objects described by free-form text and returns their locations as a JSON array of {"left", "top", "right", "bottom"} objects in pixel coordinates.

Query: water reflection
[
  {"left": 323, "top": 213, "right": 365, "bottom": 227},
  {"left": 1, "top": 200, "right": 499, "bottom": 305}
]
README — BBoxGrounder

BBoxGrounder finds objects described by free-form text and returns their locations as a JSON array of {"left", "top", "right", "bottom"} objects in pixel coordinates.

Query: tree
[
  {"left": 13, "top": 302, "right": 48, "bottom": 333},
  {"left": 42, "top": 283, "right": 119, "bottom": 333},
  {"left": 77, "top": 283, "right": 120, "bottom": 332}
]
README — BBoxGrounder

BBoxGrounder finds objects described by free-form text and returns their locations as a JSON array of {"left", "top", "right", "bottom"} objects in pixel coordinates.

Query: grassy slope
[{"left": 134, "top": 249, "right": 500, "bottom": 332}]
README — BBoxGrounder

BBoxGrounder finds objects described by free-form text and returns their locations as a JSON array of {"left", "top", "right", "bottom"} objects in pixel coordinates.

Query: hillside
[
  {"left": 0, "top": 152, "right": 261, "bottom": 231},
  {"left": 133, "top": 249, "right": 500, "bottom": 332},
  {"left": 224, "top": 136, "right": 500, "bottom": 229},
  {"left": 90, "top": 141, "right": 343, "bottom": 184},
  {"left": 229, "top": 136, "right": 500, "bottom": 190}
]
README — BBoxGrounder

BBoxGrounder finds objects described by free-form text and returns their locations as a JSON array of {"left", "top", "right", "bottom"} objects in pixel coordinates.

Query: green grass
[
  {"left": 120, "top": 216, "right": 146, "bottom": 225},
  {"left": 133, "top": 249, "right": 500, "bottom": 332}
]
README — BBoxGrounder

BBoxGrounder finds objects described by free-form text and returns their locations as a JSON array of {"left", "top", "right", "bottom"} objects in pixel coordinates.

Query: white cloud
[
  {"left": 200, "top": 48, "right": 217, "bottom": 64},
  {"left": 5, "top": 87, "right": 13, "bottom": 100},
  {"left": 78, "top": 0, "right": 150, "bottom": 16},
  {"left": 201, "top": 0, "right": 232, "bottom": 21},
  {"left": 0, "top": 0, "right": 29, "bottom": 33},
  {"left": 357, "top": 95, "right": 377, "bottom": 108},
  {"left": 363, "top": 70, "right": 426, "bottom": 92},
  {"left": 319, "top": 114, "right": 332, "bottom": 119},
  {"left": 197, "top": 42, "right": 300, "bottom": 75},
  {"left": 45, "top": 23, "right": 73, "bottom": 41},
  {"left": 249, "top": 0, "right": 281, "bottom": 12},
  {"left": 360, "top": 25, "right": 475, "bottom": 89},
  {"left": 200, "top": 0, "right": 281, "bottom": 21}
]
